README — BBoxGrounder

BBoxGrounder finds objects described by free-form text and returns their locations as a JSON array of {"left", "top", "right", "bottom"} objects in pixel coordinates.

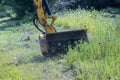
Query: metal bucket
[{"left": 39, "top": 29, "right": 88, "bottom": 57}]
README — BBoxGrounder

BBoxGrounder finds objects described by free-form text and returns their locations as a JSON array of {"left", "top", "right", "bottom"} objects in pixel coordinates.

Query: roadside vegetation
[{"left": 0, "top": 8, "right": 120, "bottom": 80}]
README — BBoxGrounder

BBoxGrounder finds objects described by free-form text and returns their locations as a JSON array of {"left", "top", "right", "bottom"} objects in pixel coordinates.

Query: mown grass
[
  {"left": 55, "top": 9, "right": 120, "bottom": 79},
  {"left": 0, "top": 21, "right": 67, "bottom": 80},
  {"left": 0, "top": 8, "right": 120, "bottom": 80}
]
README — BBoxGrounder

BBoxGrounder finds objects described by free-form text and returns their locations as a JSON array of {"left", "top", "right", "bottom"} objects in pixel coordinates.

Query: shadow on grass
[
  {"left": 0, "top": 21, "right": 20, "bottom": 31},
  {"left": 0, "top": 18, "right": 28, "bottom": 31},
  {"left": 11, "top": 54, "right": 65, "bottom": 66},
  {"left": 31, "top": 54, "right": 64, "bottom": 63},
  {"left": 0, "top": 18, "right": 19, "bottom": 24},
  {"left": 11, "top": 55, "right": 47, "bottom": 66},
  {"left": 31, "top": 54, "right": 48, "bottom": 63}
]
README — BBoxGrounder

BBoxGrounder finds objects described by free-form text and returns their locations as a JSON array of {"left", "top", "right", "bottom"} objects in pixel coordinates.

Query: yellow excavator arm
[
  {"left": 32, "top": 0, "right": 88, "bottom": 57},
  {"left": 33, "top": 0, "right": 56, "bottom": 33}
]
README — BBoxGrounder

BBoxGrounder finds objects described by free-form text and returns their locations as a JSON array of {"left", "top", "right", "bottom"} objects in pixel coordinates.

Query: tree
[
  {"left": 1, "top": 0, "right": 57, "bottom": 18},
  {"left": 0, "top": 0, "right": 119, "bottom": 18}
]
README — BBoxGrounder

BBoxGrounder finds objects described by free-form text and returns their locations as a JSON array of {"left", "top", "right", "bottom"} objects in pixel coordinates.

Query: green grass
[
  {"left": 0, "top": 21, "right": 67, "bottom": 80},
  {"left": 55, "top": 9, "right": 120, "bottom": 80},
  {"left": 0, "top": 8, "right": 120, "bottom": 80}
]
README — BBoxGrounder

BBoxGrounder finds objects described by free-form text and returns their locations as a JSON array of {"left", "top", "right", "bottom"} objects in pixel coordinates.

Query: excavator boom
[
  {"left": 33, "top": 0, "right": 88, "bottom": 57},
  {"left": 33, "top": 0, "right": 56, "bottom": 33}
]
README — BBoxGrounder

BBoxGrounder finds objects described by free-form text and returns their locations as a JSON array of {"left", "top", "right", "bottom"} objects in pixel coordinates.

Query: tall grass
[{"left": 56, "top": 9, "right": 120, "bottom": 79}]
